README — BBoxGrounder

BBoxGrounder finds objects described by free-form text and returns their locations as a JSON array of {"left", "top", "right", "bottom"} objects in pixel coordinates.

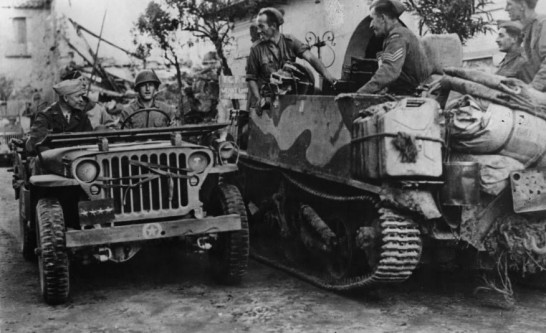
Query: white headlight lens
[
  {"left": 219, "top": 142, "right": 237, "bottom": 160},
  {"left": 188, "top": 152, "right": 210, "bottom": 173},
  {"left": 75, "top": 160, "right": 99, "bottom": 183}
]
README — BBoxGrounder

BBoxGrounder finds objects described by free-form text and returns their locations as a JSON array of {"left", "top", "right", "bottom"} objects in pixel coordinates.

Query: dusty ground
[{"left": 1, "top": 167, "right": 546, "bottom": 333}]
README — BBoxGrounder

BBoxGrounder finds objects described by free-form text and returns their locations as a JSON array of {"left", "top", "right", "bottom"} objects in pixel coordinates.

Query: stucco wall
[
  {"left": 227, "top": 0, "right": 425, "bottom": 81},
  {"left": 0, "top": 5, "right": 59, "bottom": 109}
]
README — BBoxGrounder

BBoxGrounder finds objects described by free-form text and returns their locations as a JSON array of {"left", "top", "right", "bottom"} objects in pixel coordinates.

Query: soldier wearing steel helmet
[
  {"left": 357, "top": 0, "right": 432, "bottom": 95},
  {"left": 120, "top": 70, "right": 176, "bottom": 128}
]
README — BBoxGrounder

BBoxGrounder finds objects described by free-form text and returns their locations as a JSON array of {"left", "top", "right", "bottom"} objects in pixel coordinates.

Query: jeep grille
[{"left": 99, "top": 152, "right": 189, "bottom": 218}]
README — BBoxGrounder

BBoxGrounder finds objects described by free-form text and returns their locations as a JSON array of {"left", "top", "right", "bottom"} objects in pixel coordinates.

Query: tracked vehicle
[{"left": 221, "top": 19, "right": 546, "bottom": 293}]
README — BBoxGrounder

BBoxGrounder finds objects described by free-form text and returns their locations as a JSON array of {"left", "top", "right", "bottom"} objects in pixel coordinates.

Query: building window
[{"left": 5, "top": 17, "right": 30, "bottom": 58}]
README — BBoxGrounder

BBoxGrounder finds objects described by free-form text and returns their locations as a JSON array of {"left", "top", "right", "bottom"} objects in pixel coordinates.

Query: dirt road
[{"left": 1, "top": 167, "right": 546, "bottom": 332}]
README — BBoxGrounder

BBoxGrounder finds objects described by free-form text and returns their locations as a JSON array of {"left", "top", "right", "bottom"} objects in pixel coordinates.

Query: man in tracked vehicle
[
  {"left": 246, "top": 7, "right": 337, "bottom": 113},
  {"left": 357, "top": 0, "right": 432, "bottom": 95}
]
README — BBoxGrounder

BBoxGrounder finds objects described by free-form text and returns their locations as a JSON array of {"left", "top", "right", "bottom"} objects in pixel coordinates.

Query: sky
[
  {"left": 56, "top": 0, "right": 151, "bottom": 61},
  {"left": 56, "top": 0, "right": 214, "bottom": 66}
]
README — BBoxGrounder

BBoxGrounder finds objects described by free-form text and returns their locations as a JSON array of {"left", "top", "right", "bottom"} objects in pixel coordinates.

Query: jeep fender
[{"left": 29, "top": 175, "right": 80, "bottom": 187}]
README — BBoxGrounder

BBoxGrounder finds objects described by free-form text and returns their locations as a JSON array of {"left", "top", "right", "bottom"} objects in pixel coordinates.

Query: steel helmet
[{"left": 134, "top": 70, "right": 161, "bottom": 88}]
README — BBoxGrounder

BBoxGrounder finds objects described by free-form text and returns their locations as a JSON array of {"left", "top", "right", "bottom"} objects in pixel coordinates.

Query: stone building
[{"left": 0, "top": 0, "right": 59, "bottom": 115}]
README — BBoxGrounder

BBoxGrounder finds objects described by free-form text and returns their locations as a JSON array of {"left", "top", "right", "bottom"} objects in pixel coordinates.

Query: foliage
[
  {"left": 134, "top": 2, "right": 188, "bottom": 110},
  {"left": 0, "top": 76, "right": 14, "bottom": 101},
  {"left": 404, "top": 0, "right": 494, "bottom": 45},
  {"left": 164, "top": 0, "right": 244, "bottom": 75}
]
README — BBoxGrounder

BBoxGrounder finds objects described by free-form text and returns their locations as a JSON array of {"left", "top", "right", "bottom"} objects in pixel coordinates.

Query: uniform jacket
[
  {"left": 246, "top": 34, "right": 310, "bottom": 88},
  {"left": 86, "top": 103, "right": 116, "bottom": 129},
  {"left": 26, "top": 102, "right": 93, "bottom": 153},
  {"left": 120, "top": 98, "right": 175, "bottom": 129},
  {"left": 359, "top": 23, "right": 432, "bottom": 95},
  {"left": 495, "top": 47, "right": 532, "bottom": 83},
  {"left": 522, "top": 13, "right": 546, "bottom": 91}
]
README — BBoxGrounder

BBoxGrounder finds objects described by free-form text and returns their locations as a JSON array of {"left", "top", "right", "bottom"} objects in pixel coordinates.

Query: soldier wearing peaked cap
[
  {"left": 26, "top": 79, "right": 93, "bottom": 154},
  {"left": 357, "top": 0, "right": 432, "bottom": 95},
  {"left": 246, "top": 7, "right": 338, "bottom": 113},
  {"left": 495, "top": 20, "right": 533, "bottom": 82}
]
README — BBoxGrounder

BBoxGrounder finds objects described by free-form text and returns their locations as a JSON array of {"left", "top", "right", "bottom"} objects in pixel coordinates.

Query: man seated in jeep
[
  {"left": 119, "top": 70, "right": 176, "bottom": 128},
  {"left": 26, "top": 79, "right": 93, "bottom": 154}
]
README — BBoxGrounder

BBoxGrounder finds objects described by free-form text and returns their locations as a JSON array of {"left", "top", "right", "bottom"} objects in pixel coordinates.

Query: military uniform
[
  {"left": 495, "top": 47, "right": 532, "bottom": 83},
  {"left": 26, "top": 102, "right": 93, "bottom": 153},
  {"left": 120, "top": 98, "right": 174, "bottom": 129},
  {"left": 522, "top": 13, "right": 546, "bottom": 91},
  {"left": 86, "top": 102, "right": 116, "bottom": 129},
  {"left": 246, "top": 34, "right": 310, "bottom": 89},
  {"left": 359, "top": 24, "right": 432, "bottom": 95}
]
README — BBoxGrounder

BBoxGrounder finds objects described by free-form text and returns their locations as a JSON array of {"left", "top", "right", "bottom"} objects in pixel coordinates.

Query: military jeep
[{"left": 11, "top": 111, "right": 248, "bottom": 305}]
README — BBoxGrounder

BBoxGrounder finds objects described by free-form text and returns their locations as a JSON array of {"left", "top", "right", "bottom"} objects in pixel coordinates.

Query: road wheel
[
  {"left": 20, "top": 188, "right": 36, "bottom": 261},
  {"left": 208, "top": 183, "right": 249, "bottom": 285},
  {"left": 36, "top": 198, "right": 70, "bottom": 305}
]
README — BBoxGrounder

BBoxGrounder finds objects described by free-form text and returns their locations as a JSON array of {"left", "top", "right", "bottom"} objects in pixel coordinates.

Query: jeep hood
[{"left": 40, "top": 140, "right": 201, "bottom": 176}]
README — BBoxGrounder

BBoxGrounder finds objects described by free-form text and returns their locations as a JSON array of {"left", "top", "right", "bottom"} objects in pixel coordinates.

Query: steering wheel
[{"left": 119, "top": 107, "right": 171, "bottom": 129}]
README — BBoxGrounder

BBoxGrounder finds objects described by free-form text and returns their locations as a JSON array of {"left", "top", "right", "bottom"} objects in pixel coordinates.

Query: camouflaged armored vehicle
[
  {"left": 10, "top": 109, "right": 248, "bottom": 305},
  {"left": 222, "top": 20, "right": 546, "bottom": 299}
]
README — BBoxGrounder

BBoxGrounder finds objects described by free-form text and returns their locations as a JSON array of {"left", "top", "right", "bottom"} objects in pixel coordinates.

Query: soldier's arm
[
  {"left": 25, "top": 113, "right": 49, "bottom": 154},
  {"left": 357, "top": 35, "right": 407, "bottom": 94},
  {"left": 246, "top": 48, "right": 261, "bottom": 101},
  {"left": 301, "top": 50, "right": 336, "bottom": 84},
  {"left": 531, "top": 22, "right": 546, "bottom": 91}
]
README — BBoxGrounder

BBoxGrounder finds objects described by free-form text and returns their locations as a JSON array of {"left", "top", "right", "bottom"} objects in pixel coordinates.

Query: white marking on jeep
[{"left": 142, "top": 223, "right": 163, "bottom": 239}]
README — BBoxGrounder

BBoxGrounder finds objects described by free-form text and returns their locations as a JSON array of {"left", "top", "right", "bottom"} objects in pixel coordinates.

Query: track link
[{"left": 251, "top": 207, "right": 422, "bottom": 292}]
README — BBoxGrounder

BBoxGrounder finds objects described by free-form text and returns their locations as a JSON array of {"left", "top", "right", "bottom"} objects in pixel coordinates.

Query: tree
[
  {"left": 134, "top": 2, "right": 187, "bottom": 111},
  {"left": 164, "top": 0, "right": 243, "bottom": 76},
  {"left": 404, "top": 0, "right": 494, "bottom": 45}
]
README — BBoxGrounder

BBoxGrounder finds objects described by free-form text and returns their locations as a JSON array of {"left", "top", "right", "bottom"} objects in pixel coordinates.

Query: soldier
[
  {"left": 26, "top": 79, "right": 93, "bottom": 154},
  {"left": 505, "top": 0, "right": 546, "bottom": 91},
  {"left": 495, "top": 21, "right": 532, "bottom": 82},
  {"left": 246, "top": 7, "right": 337, "bottom": 112},
  {"left": 357, "top": 0, "right": 432, "bottom": 95},
  {"left": 120, "top": 70, "right": 175, "bottom": 128}
]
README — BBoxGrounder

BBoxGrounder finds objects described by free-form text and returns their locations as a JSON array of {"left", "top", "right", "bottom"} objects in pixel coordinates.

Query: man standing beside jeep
[
  {"left": 120, "top": 70, "right": 175, "bottom": 128},
  {"left": 26, "top": 79, "right": 93, "bottom": 154}
]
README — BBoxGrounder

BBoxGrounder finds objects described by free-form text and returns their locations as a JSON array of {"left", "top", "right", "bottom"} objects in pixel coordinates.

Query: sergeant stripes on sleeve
[{"left": 381, "top": 48, "right": 404, "bottom": 62}]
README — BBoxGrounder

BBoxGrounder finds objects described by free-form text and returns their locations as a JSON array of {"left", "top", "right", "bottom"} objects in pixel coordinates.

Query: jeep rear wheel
[
  {"left": 36, "top": 198, "right": 70, "bottom": 305},
  {"left": 209, "top": 183, "right": 249, "bottom": 285},
  {"left": 20, "top": 188, "right": 36, "bottom": 261}
]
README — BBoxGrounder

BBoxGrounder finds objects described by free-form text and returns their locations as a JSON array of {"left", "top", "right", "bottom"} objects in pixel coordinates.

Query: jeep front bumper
[{"left": 65, "top": 214, "right": 241, "bottom": 248}]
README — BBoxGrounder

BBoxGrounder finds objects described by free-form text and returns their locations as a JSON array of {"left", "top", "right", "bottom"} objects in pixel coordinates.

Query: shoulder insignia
[
  {"left": 380, "top": 48, "right": 404, "bottom": 62},
  {"left": 390, "top": 33, "right": 401, "bottom": 39}
]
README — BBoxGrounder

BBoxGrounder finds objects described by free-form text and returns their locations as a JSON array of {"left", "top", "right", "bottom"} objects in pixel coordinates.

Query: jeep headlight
[
  {"left": 188, "top": 152, "right": 210, "bottom": 173},
  {"left": 218, "top": 141, "right": 237, "bottom": 161},
  {"left": 75, "top": 159, "right": 100, "bottom": 183}
]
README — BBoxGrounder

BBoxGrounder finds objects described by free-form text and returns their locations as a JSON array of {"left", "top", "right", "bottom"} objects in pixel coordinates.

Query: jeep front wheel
[
  {"left": 208, "top": 183, "right": 249, "bottom": 285},
  {"left": 36, "top": 198, "right": 70, "bottom": 305},
  {"left": 20, "top": 188, "right": 36, "bottom": 261}
]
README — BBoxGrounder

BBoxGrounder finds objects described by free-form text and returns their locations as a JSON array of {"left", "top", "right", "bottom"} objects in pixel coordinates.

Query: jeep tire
[
  {"left": 209, "top": 183, "right": 249, "bottom": 285},
  {"left": 20, "top": 188, "right": 36, "bottom": 261},
  {"left": 36, "top": 198, "right": 70, "bottom": 305}
]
